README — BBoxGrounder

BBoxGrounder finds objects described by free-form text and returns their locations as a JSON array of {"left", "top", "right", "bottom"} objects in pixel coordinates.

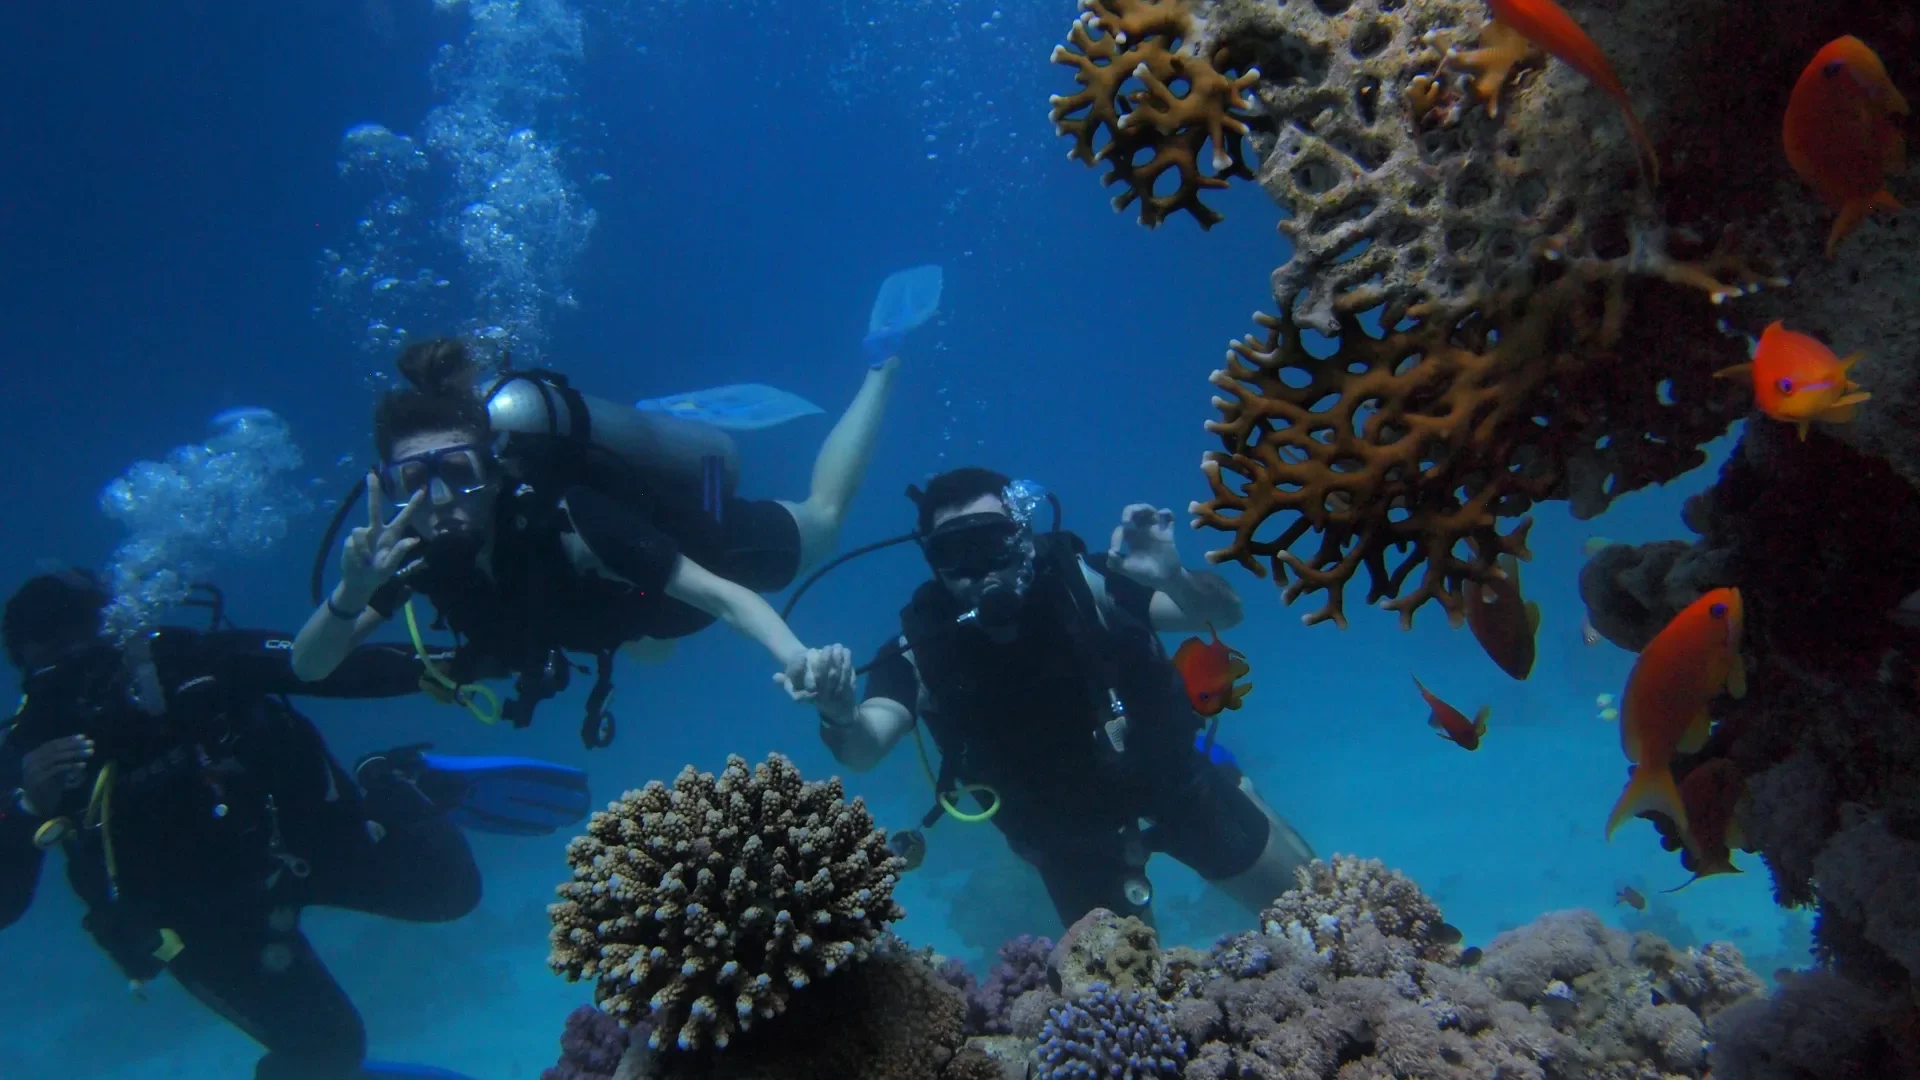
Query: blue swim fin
[
  {"left": 863, "top": 264, "right": 943, "bottom": 367},
  {"left": 416, "top": 752, "right": 592, "bottom": 836},
  {"left": 360, "top": 1061, "right": 480, "bottom": 1080},
  {"left": 634, "top": 383, "right": 825, "bottom": 431}
]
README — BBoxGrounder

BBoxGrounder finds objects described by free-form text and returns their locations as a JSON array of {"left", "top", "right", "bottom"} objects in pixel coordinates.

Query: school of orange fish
[{"left": 1168, "top": 0, "right": 1909, "bottom": 902}]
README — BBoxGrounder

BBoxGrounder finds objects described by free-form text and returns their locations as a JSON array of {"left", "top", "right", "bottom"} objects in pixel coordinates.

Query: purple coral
[
  {"left": 542, "top": 1006, "right": 630, "bottom": 1080},
  {"left": 1037, "top": 982, "right": 1187, "bottom": 1080},
  {"left": 967, "top": 934, "right": 1053, "bottom": 1035},
  {"left": 1209, "top": 933, "right": 1277, "bottom": 979}
]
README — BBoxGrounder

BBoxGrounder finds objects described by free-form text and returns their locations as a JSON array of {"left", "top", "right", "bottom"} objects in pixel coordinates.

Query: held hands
[
  {"left": 339, "top": 473, "right": 425, "bottom": 603},
  {"left": 1107, "top": 504, "right": 1184, "bottom": 590},
  {"left": 20, "top": 735, "right": 93, "bottom": 817},
  {"left": 775, "top": 644, "right": 858, "bottom": 724}
]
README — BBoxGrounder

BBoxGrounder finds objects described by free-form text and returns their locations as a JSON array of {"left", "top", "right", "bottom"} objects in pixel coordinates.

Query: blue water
[{"left": 0, "top": 1, "right": 1804, "bottom": 1077}]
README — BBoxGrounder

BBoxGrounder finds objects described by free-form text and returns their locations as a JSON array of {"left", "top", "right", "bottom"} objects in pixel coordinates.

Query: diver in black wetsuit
[
  {"left": 0, "top": 571, "right": 483, "bottom": 1080},
  {"left": 290, "top": 338, "right": 892, "bottom": 746},
  {"left": 802, "top": 468, "right": 1318, "bottom": 930}
]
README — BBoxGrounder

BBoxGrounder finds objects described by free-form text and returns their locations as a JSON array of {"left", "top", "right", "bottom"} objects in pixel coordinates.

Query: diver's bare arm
[
  {"left": 290, "top": 588, "right": 387, "bottom": 682},
  {"left": 662, "top": 556, "right": 808, "bottom": 669},
  {"left": 1146, "top": 568, "right": 1245, "bottom": 633},
  {"left": 820, "top": 697, "right": 913, "bottom": 773}
]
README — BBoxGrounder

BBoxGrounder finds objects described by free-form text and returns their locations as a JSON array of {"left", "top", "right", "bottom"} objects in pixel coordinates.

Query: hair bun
[{"left": 394, "top": 339, "right": 478, "bottom": 396}]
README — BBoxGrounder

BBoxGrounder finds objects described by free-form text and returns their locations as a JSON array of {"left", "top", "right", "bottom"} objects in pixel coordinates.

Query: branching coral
[
  {"left": 546, "top": 753, "right": 904, "bottom": 1052},
  {"left": 1191, "top": 240, "right": 1762, "bottom": 628},
  {"left": 966, "top": 935, "right": 1054, "bottom": 1036},
  {"left": 1036, "top": 983, "right": 1188, "bottom": 1079},
  {"left": 1049, "top": 0, "right": 1260, "bottom": 229}
]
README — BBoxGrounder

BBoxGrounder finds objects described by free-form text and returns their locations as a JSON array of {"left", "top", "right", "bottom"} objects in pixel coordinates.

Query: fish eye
[
  {"left": 1710, "top": 602, "right": 1728, "bottom": 619},
  {"left": 1775, "top": 377, "right": 1794, "bottom": 395},
  {"left": 1822, "top": 59, "right": 1845, "bottom": 78}
]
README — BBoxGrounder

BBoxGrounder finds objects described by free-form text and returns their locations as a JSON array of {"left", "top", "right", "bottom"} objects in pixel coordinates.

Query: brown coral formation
[
  {"left": 1048, "top": 0, "right": 1260, "bottom": 229},
  {"left": 1257, "top": 854, "right": 1458, "bottom": 975},
  {"left": 546, "top": 753, "right": 904, "bottom": 1053},
  {"left": 1191, "top": 242, "right": 1760, "bottom": 628}
]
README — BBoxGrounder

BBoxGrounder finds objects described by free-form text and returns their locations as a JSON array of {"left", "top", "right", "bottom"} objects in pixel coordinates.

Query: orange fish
[
  {"left": 1783, "top": 36, "right": 1910, "bottom": 257},
  {"left": 1664, "top": 758, "right": 1750, "bottom": 891},
  {"left": 1465, "top": 553, "right": 1541, "bottom": 680},
  {"left": 1605, "top": 589, "right": 1747, "bottom": 854},
  {"left": 1714, "top": 321, "right": 1870, "bottom": 440},
  {"left": 1616, "top": 886, "right": 1646, "bottom": 911},
  {"left": 1456, "top": 0, "right": 1660, "bottom": 184},
  {"left": 1173, "top": 625, "right": 1252, "bottom": 717},
  {"left": 1413, "top": 676, "right": 1489, "bottom": 750}
]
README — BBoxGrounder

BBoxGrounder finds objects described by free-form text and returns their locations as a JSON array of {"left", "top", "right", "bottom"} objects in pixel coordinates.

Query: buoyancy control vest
[{"left": 898, "top": 532, "right": 1199, "bottom": 840}]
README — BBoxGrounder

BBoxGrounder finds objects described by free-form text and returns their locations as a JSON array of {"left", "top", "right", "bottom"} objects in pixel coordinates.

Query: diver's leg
[
  {"left": 313, "top": 799, "right": 482, "bottom": 922},
  {"left": 168, "top": 923, "right": 368, "bottom": 1080},
  {"left": 1157, "top": 764, "right": 1314, "bottom": 917},
  {"left": 780, "top": 357, "right": 900, "bottom": 571}
]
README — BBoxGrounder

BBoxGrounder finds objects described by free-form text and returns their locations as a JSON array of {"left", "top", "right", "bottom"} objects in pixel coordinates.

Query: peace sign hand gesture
[{"left": 340, "top": 472, "right": 425, "bottom": 603}]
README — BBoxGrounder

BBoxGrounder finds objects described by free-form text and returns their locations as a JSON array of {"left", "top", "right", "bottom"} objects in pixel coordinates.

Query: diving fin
[
  {"left": 634, "top": 383, "right": 825, "bottom": 431},
  {"left": 418, "top": 752, "right": 591, "bottom": 836},
  {"left": 864, "top": 264, "right": 943, "bottom": 367},
  {"left": 360, "top": 1061, "right": 481, "bottom": 1080}
]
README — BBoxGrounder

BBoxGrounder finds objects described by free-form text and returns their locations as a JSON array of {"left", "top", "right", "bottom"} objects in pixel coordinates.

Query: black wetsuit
[
  {"left": 0, "top": 629, "right": 479, "bottom": 1080},
  {"left": 368, "top": 478, "right": 802, "bottom": 738},
  {"left": 854, "top": 532, "right": 1274, "bottom": 928}
]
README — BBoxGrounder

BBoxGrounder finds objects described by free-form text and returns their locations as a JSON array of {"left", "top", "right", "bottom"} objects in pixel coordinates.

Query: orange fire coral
[
  {"left": 1048, "top": 0, "right": 1260, "bottom": 229},
  {"left": 1191, "top": 237, "right": 1765, "bottom": 629}
]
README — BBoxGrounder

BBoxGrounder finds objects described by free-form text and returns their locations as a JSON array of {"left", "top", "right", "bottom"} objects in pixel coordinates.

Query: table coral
[
  {"left": 1048, "top": 0, "right": 1261, "bottom": 229},
  {"left": 546, "top": 753, "right": 904, "bottom": 1053}
]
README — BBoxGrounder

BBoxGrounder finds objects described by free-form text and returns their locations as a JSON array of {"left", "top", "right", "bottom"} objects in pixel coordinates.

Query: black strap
[{"left": 581, "top": 649, "right": 616, "bottom": 750}]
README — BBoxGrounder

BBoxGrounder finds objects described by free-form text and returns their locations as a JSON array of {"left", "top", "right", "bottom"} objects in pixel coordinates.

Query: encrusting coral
[{"left": 546, "top": 753, "right": 904, "bottom": 1053}]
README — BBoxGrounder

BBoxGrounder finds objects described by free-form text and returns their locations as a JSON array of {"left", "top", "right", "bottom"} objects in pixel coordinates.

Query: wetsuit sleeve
[
  {"left": 194, "top": 629, "right": 433, "bottom": 699},
  {"left": 862, "top": 637, "right": 920, "bottom": 718},
  {"left": 559, "top": 486, "right": 681, "bottom": 594},
  {"left": 366, "top": 579, "right": 411, "bottom": 619},
  {"left": 1083, "top": 552, "right": 1157, "bottom": 625},
  {"left": 0, "top": 736, "right": 46, "bottom": 930}
]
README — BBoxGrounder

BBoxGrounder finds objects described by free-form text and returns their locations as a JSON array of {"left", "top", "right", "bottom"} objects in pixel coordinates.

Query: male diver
[
  {"left": 290, "top": 336, "right": 890, "bottom": 745},
  {"left": 0, "top": 570, "right": 587, "bottom": 1080},
  {"left": 797, "top": 468, "right": 1316, "bottom": 929}
]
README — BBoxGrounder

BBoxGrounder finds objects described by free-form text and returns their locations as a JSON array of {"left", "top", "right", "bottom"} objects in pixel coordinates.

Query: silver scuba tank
[{"left": 480, "top": 373, "right": 740, "bottom": 499}]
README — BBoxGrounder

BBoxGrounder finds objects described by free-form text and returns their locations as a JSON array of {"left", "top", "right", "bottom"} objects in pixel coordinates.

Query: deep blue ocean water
[{"left": 0, "top": 1, "right": 1805, "bottom": 1076}]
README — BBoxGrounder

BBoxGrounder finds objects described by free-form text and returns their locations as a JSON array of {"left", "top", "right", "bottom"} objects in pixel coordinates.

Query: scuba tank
[{"left": 481, "top": 371, "right": 741, "bottom": 505}]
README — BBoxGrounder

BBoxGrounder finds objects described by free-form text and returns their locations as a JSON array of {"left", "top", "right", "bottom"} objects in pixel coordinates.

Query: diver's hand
[
  {"left": 339, "top": 473, "right": 425, "bottom": 603},
  {"left": 19, "top": 735, "right": 93, "bottom": 817},
  {"left": 776, "top": 645, "right": 857, "bottom": 721},
  {"left": 1107, "top": 504, "right": 1182, "bottom": 589}
]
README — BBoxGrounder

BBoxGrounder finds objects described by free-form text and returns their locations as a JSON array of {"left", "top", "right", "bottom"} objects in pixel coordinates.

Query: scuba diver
[
  {"left": 0, "top": 570, "right": 589, "bottom": 1080},
  {"left": 794, "top": 467, "right": 1317, "bottom": 929},
  {"left": 290, "top": 335, "right": 896, "bottom": 747}
]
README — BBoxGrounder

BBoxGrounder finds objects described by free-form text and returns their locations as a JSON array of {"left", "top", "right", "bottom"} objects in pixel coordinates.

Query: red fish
[
  {"left": 1714, "top": 321, "right": 1870, "bottom": 440},
  {"left": 1414, "top": 676, "right": 1489, "bottom": 750},
  {"left": 1454, "top": 0, "right": 1659, "bottom": 184},
  {"left": 1605, "top": 589, "right": 1747, "bottom": 855},
  {"left": 1173, "top": 625, "right": 1251, "bottom": 717},
  {"left": 1783, "top": 36, "right": 1910, "bottom": 257},
  {"left": 1465, "top": 553, "right": 1541, "bottom": 680},
  {"left": 1664, "top": 758, "right": 1749, "bottom": 891},
  {"left": 1616, "top": 886, "right": 1646, "bottom": 911}
]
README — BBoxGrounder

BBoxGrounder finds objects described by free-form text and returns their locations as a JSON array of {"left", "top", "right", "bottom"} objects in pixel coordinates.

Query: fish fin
[
  {"left": 1712, "top": 362, "right": 1752, "bottom": 381},
  {"left": 1606, "top": 764, "right": 1691, "bottom": 845},
  {"left": 1796, "top": 419, "right": 1811, "bottom": 441},
  {"left": 1228, "top": 657, "right": 1251, "bottom": 680},
  {"left": 1727, "top": 652, "right": 1748, "bottom": 699},
  {"left": 1526, "top": 600, "right": 1541, "bottom": 633},
  {"left": 1678, "top": 710, "right": 1714, "bottom": 754},
  {"left": 1837, "top": 352, "right": 1865, "bottom": 376},
  {"left": 1427, "top": 711, "right": 1446, "bottom": 732},
  {"left": 1665, "top": 857, "right": 1740, "bottom": 893},
  {"left": 1231, "top": 683, "right": 1253, "bottom": 708},
  {"left": 1820, "top": 394, "right": 1871, "bottom": 426},
  {"left": 1473, "top": 706, "right": 1491, "bottom": 737},
  {"left": 1827, "top": 196, "right": 1881, "bottom": 256}
]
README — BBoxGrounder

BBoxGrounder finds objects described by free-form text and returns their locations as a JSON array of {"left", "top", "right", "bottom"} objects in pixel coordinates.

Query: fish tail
[
  {"left": 1619, "top": 104, "right": 1660, "bottom": 188},
  {"left": 1605, "top": 763, "right": 1691, "bottom": 846}
]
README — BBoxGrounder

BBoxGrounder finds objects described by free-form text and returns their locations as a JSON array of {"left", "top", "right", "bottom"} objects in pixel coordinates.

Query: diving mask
[
  {"left": 378, "top": 445, "right": 492, "bottom": 507},
  {"left": 922, "top": 513, "right": 1022, "bottom": 578}
]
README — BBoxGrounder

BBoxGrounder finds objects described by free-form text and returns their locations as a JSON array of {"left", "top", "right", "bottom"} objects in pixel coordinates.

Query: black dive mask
[{"left": 921, "top": 513, "right": 1021, "bottom": 578}]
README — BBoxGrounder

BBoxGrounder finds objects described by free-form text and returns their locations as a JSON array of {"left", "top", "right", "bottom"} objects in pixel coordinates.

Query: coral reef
[
  {"left": 1052, "top": 909, "right": 1166, "bottom": 998},
  {"left": 543, "top": 1006, "right": 636, "bottom": 1080},
  {"left": 546, "top": 753, "right": 904, "bottom": 1052},
  {"left": 967, "top": 935, "right": 1054, "bottom": 1036},
  {"left": 618, "top": 939, "right": 989, "bottom": 1080},
  {"left": 1049, "top": 0, "right": 1260, "bottom": 229},
  {"left": 1190, "top": 238, "right": 1765, "bottom": 629},
  {"left": 1257, "top": 854, "right": 1459, "bottom": 975},
  {"left": 1036, "top": 983, "right": 1188, "bottom": 1079}
]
